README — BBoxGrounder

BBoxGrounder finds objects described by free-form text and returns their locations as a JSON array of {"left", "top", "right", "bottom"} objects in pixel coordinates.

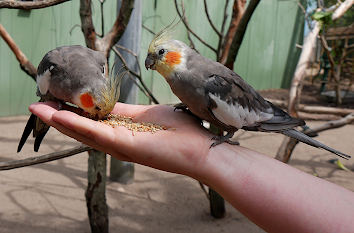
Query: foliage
[
  {"left": 312, "top": 11, "right": 333, "bottom": 28},
  {"left": 307, "top": 0, "right": 354, "bottom": 27}
]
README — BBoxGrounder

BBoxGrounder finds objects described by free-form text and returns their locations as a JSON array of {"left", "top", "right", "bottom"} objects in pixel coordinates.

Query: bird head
[
  {"left": 36, "top": 45, "right": 124, "bottom": 120},
  {"left": 145, "top": 24, "right": 187, "bottom": 78},
  {"left": 76, "top": 70, "right": 124, "bottom": 120}
]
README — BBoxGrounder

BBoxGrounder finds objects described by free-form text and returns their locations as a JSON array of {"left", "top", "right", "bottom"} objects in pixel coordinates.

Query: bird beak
[{"left": 145, "top": 53, "right": 156, "bottom": 70}]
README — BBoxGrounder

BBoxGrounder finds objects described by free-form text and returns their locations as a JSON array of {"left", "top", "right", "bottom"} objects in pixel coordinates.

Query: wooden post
[
  {"left": 208, "top": 124, "right": 226, "bottom": 218},
  {"left": 86, "top": 150, "right": 108, "bottom": 233}
]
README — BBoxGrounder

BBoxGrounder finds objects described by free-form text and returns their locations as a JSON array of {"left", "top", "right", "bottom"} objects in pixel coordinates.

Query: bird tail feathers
[
  {"left": 282, "top": 129, "right": 351, "bottom": 160},
  {"left": 17, "top": 113, "right": 49, "bottom": 152}
]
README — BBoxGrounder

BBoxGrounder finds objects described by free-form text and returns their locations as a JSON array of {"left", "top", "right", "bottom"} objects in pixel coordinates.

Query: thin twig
[
  {"left": 69, "top": 24, "right": 81, "bottom": 35},
  {"left": 99, "top": 0, "right": 106, "bottom": 37},
  {"left": 142, "top": 24, "right": 156, "bottom": 35},
  {"left": 125, "top": 73, "right": 158, "bottom": 104},
  {"left": 112, "top": 47, "right": 159, "bottom": 104},
  {"left": 0, "top": 145, "right": 91, "bottom": 171},
  {"left": 0, "top": 0, "right": 71, "bottom": 9},
  {"left": 174, "top": 0, "right": 217, "bottom": 53},
  {"left": 203, "top": 0, "right": 222, "bottom": 37},
  {"left": 180, "top": 1, "right": 196, "bottom": 51},
  {"left": 101, "top": 0, "right": 135, "bottom": 57},
  {"left": 220, "top": 0, "right": 230, "bottom": 39},
  {"left": 113, "top": 47, "right": 140, "bottom": 78}
]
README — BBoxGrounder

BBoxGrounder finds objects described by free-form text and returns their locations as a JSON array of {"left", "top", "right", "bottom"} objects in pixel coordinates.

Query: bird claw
[
  {"left": 173, "top": 102, "right": 189, "bottom": 112},
  {"left": 210, "top": 134, "right": 239, "bottom": 148}
]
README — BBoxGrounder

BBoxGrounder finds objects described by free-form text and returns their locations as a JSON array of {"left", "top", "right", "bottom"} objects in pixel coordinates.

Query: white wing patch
[
  {"left": 36, "top": 69, "right": 51, "bottom": 95},
  {"left": 209, "top": 93, "right": 273, "bottom": 129}
]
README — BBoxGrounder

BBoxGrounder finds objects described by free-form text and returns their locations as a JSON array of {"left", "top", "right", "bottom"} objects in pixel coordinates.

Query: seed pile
[{"left": 100, "top": 114, "right": 167, "bottom": 133}]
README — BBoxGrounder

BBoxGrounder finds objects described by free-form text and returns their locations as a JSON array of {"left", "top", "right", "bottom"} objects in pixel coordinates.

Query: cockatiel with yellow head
[
  {"left": 18, "top": 45, "right": 122, "bottom": 152},
  {"left": 145, "top": 25, "right": 350, "bottom": 159}
]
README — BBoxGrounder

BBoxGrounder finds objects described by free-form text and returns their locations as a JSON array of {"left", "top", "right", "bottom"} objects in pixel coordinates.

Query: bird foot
[
  {"left": 173, "top": 102, "right": 190, "bottom": 113},
  {"left": 210, "top": 134, "right": 239, "bottom": 148}
]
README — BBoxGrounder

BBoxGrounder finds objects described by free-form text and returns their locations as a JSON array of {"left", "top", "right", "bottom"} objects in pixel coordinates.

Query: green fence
[{"left": 0, "top": 0, "right": 304, "bottom": 116}]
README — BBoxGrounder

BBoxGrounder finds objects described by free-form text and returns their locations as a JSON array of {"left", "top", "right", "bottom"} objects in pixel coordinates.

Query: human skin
[{"left": 30, "top": 102, "right": 354, "bottom": 233}]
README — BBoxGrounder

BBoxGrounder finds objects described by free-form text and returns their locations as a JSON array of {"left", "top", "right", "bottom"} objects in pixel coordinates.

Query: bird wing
[{"left": 204, "top": 73, "right": 304, "bottom": 131}]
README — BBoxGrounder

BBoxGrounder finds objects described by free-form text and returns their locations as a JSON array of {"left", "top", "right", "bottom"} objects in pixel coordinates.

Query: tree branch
[
  {"left": 0, "top": 23, "right": 37, "bottom": 81},
  {"left": 0, "top": 0, "right": 70, "bottom": 9},
  {"left": 224, "top": 0, "right": 260, "bottom": 69},
  {"left": 174, "top": 0, "right": 217, "bottom": 54},
  {"left": 112, "top": 46, "right": 159, "bottom": 104},
  {"left": 80, "top": 0, "right": 97, "bottom": 50},
  {"left": 203, "top": 0, "right": 221, "bottom": 37},
  {"left": 332, "top": 0, "right": 354, "bottom": 20},
  {"left": 100, "top": 0, "right": 134, "bottom": 57},
  {"left": 219, "top": 0, "right": 246, "bottom": 63},
  {"left": 288, "top": 0, "right": 353, "bottom": 117},
  {"left": 180, "top": 0, "right": 196, "bottom": 51},
  {"left": 0, "top": 145, "right": 91, "bottom": 171},
  {"left": 267, "top": 98, "right": 354, "bottom": 116},
  {"left": 219, "top": 0, "right": 230, "bottom": 41}
]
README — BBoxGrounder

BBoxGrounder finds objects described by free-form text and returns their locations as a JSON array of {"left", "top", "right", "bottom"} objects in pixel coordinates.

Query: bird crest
[
  {"left": 101, "top": 67, "right": 127, "bottom": 114},
  {"left": 148, "top": 19, "right": 180, "bottom": 53}
]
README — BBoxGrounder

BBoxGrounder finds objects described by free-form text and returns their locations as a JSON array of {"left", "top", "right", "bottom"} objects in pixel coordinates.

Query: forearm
[{"left": 201, "top": 144, "right": 354, "bottom": 233}]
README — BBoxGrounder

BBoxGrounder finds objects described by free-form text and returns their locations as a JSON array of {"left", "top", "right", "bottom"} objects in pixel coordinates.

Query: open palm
[{"left": 30, "top": 102, "right": 214, "bottom": 178}]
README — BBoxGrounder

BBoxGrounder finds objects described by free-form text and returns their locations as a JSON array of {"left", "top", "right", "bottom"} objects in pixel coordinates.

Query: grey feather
[{"left": 282, "top": 129, "right": 351, "bottom": 160}]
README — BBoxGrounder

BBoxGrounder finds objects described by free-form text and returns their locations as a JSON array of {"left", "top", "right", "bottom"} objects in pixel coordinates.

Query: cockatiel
[
  {"left": 144, "top": 26, "right": 350, "bottom": 160},
  {"left": 18, "top": 45, "right": 122, "bottom": 152}
]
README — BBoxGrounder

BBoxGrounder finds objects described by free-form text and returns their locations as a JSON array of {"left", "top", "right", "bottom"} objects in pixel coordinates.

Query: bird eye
[
  {"left": 158, "top": 49, "right": 165, "bottom": 55},
  {"left": 95, "top": 106, "right": 101, "bottom": 111}
]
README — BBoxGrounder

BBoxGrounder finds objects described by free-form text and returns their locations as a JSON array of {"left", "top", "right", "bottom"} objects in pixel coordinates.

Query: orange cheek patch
[
  {"left": 80, "top": 93, "right": 94, "bottom": 108},
  {"left": 165, "top": 52, "right": 181, "bottom": 66}
]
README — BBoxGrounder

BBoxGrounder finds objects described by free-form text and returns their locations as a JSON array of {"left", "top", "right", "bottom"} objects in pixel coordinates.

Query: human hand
[{"left": 29, "top": 102, "right": 214, "bottom": 179}]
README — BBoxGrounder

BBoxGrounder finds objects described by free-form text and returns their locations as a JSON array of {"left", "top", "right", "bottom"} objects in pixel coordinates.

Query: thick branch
[
  {"left": 0, "top": 24, "right": 37, "bottom": 80},
  {"left": 80, "top": 0, "right": 97, "bottom": 50},
  {"left": 100, "top": 0, "right": 134, "bottom": 57},
  {"left": 288, "top": 22, "right": 321, "bottom": 117},
  {"left": 332, "top": 0, "right": 354, "bottom": 20},
  {"left": 267, "top": 98, "right": 354, "bottom": 116},
  {"left": 219, "top": 0, "right": 246, "bottom": 63},
  {"left": 0, "top": 0, "right": 70, "bottom": 9},
  {"left": 288, "top": 0, "right": 353, "bottom": 116},
  {"left": 0, "top": 145, "right": 91, "bottom": 171},
  {"left": 224, "top": 0, "right": 260, "bottom": 69}
]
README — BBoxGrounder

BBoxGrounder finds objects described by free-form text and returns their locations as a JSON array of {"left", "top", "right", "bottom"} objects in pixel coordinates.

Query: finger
[
  {"left": 31, "top": 103, "right": 133, "bottom": 161},
  {"left": 29, "top": 102, "right": 60, "bottom": 124}
]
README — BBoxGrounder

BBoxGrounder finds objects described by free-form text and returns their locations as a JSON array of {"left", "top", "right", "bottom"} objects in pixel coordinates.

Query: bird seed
[{"left": 99, "top": 114, "right": 167, "bottom": 133}]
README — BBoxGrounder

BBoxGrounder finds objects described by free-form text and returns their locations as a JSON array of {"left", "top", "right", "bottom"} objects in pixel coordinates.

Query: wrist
[{"left": 195, "top": 143, "right": 252, "bottom": 190}]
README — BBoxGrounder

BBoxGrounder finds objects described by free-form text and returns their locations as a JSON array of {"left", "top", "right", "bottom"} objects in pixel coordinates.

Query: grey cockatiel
[
  {"left": 18, "top": 45, "right": 122, "bottom": 152},
  {"left": 144, "top": 27, "right": 350, "bottom": 160}
]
